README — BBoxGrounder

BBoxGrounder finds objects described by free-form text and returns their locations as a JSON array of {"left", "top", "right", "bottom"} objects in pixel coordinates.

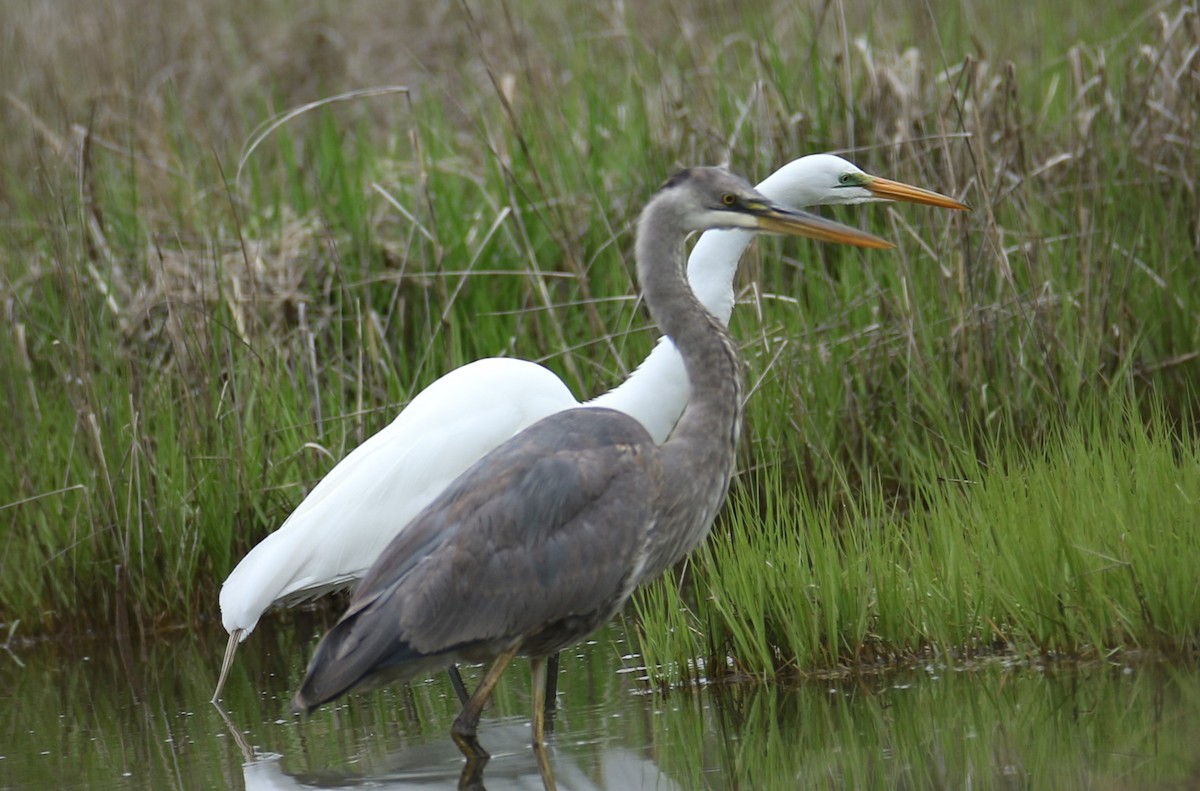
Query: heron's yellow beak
[
  {"left": 751, "top": 204, "right": 894, "bottom": 249},
  {"left": 864, "top": 176, "right": 971, "bottom": 211}
]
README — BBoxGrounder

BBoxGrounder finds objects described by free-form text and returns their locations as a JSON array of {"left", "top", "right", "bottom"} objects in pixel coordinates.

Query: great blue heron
[
  {"left": 214, "top": 154, "right": 966, "bottom": 703},
  {"left": 288, "top": 168, "right": 893, "bottom": 775}
]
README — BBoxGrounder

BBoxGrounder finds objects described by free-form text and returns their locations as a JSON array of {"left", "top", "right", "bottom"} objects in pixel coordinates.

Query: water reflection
[
  {"left": 3, "top": 616, "right": 1199, "bottom": 790},
  {"left": 215, "top": 695, "right": 677, "bottom": 791},
  {"left": 229, "top": 720, "right": 680, "bottom": 790}
]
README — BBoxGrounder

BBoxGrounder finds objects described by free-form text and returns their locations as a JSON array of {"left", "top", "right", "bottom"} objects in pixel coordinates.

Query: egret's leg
[
  {"left": 447, "top": 664, "right": 470, "bottom": 706},
  {"left": 451, "top": 646, "right": 519, "bottom": 760}
]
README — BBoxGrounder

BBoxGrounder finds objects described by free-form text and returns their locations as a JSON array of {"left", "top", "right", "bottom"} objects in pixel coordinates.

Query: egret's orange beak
[{"left": 864, "top": 176, "right": 971, "bottom": 211}]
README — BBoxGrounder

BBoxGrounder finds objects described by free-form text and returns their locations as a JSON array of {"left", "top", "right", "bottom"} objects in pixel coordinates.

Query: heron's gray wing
[
  {"left": 398, "top": 429, "right": 658, "bottom": 654},
  {"left": 294, "top": 408, "right": 659, "bottom": 710}
]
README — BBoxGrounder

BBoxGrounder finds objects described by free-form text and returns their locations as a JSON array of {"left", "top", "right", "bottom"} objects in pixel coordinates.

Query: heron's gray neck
[
  {"left": 635, "top": 198, "right": 742, "bottom": 574},
  {"left": 635, "top": 204, "right": 741, "bottom": 429}
]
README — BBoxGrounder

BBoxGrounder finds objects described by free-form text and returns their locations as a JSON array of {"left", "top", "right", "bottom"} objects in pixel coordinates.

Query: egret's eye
[
  {"left": 721, "top": 193, "right": 737, "bottom": 206},
  {"left": 838, "top": 173, "right": 854, "bottom": 185}
]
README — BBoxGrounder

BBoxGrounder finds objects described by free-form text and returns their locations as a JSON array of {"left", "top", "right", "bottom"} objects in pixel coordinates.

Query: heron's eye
[
  {"left": 721, "top": 193, "right": 737, "bottom": 206},
  {"left": 838, "top": 173, "right": 854, "bottom": 185}
]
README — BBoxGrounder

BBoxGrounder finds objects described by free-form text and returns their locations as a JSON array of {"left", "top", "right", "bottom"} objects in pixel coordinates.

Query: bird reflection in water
[{"left": 217, "top": 704, "right": 682, "bottom": 791}]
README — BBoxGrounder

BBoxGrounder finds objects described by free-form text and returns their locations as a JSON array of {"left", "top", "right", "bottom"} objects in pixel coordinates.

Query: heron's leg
[
  {"left": 447, "top": 663, "right": 470, "bottom": 706},
  {"left": 451, "top": 646, "right": 519, "bottom": 760},
  {"left": 458, "top": 760, "right": 487, "bottom": 791},
  {"left": 533, "top": 740, "right": 557, "bottom": 791},
  {"left": 531, "top": 657, "right": 548, "bottom": 747},
  {"left": 530, "top": 657, "right": 558, "bottom": 790}
]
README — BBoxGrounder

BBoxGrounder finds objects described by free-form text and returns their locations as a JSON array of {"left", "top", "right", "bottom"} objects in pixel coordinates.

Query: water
[{"left": 3, "top": 614, "right": 1199, "bottom": 789}]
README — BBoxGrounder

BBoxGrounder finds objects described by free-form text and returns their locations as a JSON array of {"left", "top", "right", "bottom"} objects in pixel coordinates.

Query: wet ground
[{"left": 3, "top": 614, "right": 1199, "bottom": 789}]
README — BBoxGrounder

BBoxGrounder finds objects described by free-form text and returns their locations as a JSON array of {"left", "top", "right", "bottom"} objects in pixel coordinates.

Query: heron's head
[
  {"left": 761, "top": 154, "right": 971, "bottom": 211},
  {"left": 654, "top": 167, "right": 892, "bottom": 249}
]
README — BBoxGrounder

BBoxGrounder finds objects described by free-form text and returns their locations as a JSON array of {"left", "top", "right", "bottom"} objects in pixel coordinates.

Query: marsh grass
[
  {"left": 635, "top": 397, "right": 1200, "bottom": 683},
  {"left": 1, "top": 0, "right": 1197, "bottom": 673}
]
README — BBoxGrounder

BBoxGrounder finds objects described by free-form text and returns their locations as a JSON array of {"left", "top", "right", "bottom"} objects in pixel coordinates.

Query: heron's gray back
[{"left": 294, "top": 407, "right": 661, "bottom": 708}]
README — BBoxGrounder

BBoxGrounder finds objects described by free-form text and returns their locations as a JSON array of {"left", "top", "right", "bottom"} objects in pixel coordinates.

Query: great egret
[
  {"left": 290, "top": 169, "right": 893, "bottom": 780},
  {"left": 214, "top": 154, "right": 967, "bottom": 701}
]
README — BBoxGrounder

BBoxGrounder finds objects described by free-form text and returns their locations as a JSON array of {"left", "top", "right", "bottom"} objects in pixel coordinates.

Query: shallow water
[{"left": 3, "top": 614, "right": 1200, "bottom": 790}]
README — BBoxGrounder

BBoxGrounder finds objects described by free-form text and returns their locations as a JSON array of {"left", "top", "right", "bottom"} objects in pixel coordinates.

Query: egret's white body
[
  {"left": 218, "top": 360, "right": 574, "bottom": 634},
  {"left": 215, "top": 154, "right": 966, "bottom": 698}
]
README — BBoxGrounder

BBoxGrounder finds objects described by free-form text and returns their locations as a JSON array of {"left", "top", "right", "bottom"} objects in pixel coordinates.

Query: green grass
[
  {"left": 635, "top": 397, "right": 1200, "bottom": 683},
  {"left": 1, "top": 0, "right": 1197, "bottom": 677}
]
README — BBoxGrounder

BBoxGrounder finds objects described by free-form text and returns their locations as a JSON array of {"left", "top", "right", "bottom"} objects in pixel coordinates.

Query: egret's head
[{"left": 761, "top": 154, "right": 971, "bottom": 211}]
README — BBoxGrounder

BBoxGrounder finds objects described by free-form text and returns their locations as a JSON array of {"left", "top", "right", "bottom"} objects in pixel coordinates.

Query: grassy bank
[
  {"left": 1, "top": 0, "right": 1197, "bottom": 670},
  {"left": 635, "top": 398, "right": 1200, "bottom": 684}
]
